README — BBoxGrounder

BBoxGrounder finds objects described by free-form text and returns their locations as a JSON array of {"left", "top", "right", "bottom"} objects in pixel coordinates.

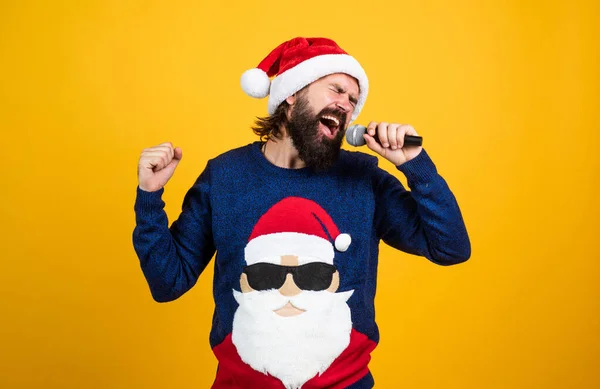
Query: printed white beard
[{"left": 231, "top": 289, "right": 354, "bottom": 389}]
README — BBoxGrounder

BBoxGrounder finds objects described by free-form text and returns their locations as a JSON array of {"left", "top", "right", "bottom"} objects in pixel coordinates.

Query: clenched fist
[{"left": 137, "top": 142, "right": 182, "bottom": 192}]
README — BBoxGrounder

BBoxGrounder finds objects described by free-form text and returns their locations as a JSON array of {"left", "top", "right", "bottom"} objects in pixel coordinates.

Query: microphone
[{"left": 346, "top": 124, "right": 423, "bottom": 147}]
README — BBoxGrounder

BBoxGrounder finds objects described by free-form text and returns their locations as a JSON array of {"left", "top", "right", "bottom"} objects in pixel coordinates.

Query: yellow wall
[{"left": 1, "top": 0, "right": 598, "bottom": 387}]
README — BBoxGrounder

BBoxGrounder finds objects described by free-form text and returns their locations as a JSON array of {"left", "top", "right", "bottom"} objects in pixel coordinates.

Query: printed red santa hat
[
  {"left": 244, "top": 197, "right": 351, "bottom": 266},
  {"left": 240, "top": 37, "right": 369, "bottom": 122}
]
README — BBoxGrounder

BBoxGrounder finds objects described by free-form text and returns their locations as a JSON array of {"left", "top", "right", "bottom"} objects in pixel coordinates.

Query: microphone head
[{"left": 346, "top": 124, "right": 367, "bottom": 147}]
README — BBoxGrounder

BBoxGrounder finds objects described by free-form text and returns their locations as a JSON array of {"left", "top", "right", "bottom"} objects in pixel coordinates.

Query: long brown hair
[{"left": 251, "top": 101, "right": 290, "bottom": 141}]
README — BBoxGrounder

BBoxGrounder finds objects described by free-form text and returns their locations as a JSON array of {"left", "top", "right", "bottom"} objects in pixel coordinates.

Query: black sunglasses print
[{"left": 243, "top": 262, "right": 337, "bottom": 291}]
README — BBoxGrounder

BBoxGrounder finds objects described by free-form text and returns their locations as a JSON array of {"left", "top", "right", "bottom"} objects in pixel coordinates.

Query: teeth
[{"left": 321, "top": 115, "right": 340, "bottom": 126}]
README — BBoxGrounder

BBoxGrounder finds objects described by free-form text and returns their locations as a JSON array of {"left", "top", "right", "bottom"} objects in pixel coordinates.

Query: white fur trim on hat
[
  {"left": 241, "top": 68, "right": 271, "bottom": 98},
  {"left": 268, "top": 54, "right": 369, "bottom": 121},
  {"left": 245, "top": 232, "right": 334, "bottom": 266}
]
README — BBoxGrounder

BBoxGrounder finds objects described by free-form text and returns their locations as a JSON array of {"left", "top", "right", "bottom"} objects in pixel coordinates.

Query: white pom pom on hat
[
  {"left": 240, "top": 37, "right": 369, "bottom": 122},
  {"left": 240, "top": 68, "right": 270, "bottom": 98},
  {"left": 335, "top": 233, "right": 351, "bottom": 252}
]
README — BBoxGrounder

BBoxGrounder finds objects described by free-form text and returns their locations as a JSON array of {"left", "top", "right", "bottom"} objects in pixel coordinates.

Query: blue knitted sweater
[{"left": 133, "top": 141, "right": 470, "bottom": 388}]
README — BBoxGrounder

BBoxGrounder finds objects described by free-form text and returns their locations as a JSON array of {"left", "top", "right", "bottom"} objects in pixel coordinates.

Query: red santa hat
[
  {"left": 244, "top": 197, "right": 352, "bottom": 266},
  {"left": 240, "top": 37, "right": 369, "bottom": 122}
]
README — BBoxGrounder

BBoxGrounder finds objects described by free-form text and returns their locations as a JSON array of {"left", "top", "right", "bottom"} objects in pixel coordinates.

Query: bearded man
[{"left": 133, "top": 37, "right": 471, "bottom": 389}]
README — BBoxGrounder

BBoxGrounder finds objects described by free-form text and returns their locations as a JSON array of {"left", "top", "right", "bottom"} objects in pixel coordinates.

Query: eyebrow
[{"left": 331, "top": 83, "right": 358, "bottom": 105}]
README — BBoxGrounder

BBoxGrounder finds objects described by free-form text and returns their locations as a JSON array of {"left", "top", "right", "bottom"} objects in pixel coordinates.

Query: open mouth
[{"left": 319, "top": 114, "right": 341, "bottom": 139}]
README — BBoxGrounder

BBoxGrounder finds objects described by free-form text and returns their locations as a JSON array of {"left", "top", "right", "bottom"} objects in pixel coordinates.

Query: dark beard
[{"left": 286, "top": 94, "right": 347, "bottom": 171}]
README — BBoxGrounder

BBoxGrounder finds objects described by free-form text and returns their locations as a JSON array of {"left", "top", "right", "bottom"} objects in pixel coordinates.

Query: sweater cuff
[
  {"left": 134, "top": 186, "right": 165, "bottom": 216},
  {"left": 397, "top": 149, "right": 438, "bottom": 184}
]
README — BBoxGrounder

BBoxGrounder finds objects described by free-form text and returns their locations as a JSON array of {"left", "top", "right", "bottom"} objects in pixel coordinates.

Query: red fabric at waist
[{"left": 212, "top": 329, "right": 377, "bottom": 389}]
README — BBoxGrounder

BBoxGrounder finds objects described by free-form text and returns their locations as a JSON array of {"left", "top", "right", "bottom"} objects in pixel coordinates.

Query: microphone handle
[{"left": 371, "top": 132, "right": 423, "bottom": 147}]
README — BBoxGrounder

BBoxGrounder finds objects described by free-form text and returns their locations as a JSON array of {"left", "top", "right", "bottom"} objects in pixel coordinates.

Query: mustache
[{"left": 233, "top": 289, "right": 354, "bottom": 312}]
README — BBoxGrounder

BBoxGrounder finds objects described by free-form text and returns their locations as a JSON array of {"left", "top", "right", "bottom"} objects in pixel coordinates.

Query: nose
[
  {"left": 336, "top": 99, "right": 351, "bottom": 112},
  {"left": 279, "top": 274, "right": 302, "bottom": 296},
  {"left": 335, "top": 95, "right": 354, "bottom": 116},
  {"left": 336, "top": 104, "right": 348, "bottom": 115}
]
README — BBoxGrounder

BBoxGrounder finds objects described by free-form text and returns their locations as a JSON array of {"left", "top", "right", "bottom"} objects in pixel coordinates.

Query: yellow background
[{"left": 1, "top": 0, "right": 598, "bottom": 388}]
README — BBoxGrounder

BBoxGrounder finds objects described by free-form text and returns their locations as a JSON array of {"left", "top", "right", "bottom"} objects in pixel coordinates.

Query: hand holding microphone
[
  {"left": 346, "top": 122, "right": 423, "bottom": 166},
  {"left": 346, "top": 124, "right": 422, "bottom": 147}
]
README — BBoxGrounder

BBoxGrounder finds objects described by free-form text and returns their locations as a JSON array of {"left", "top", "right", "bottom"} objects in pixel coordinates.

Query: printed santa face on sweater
[{"left": 232, "top": 197, "right": 354, "bottom": 389}]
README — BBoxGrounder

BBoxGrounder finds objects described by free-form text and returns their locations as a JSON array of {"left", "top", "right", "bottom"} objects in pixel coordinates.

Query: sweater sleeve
[
  {"left": 132, "top": 164, "right": 216, "bottom": 302},
  {"left": 372, "top": 149, "right": 471, "bottom": 265}
]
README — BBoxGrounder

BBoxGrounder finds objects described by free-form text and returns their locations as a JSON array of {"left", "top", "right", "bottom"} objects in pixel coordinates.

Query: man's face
[{"left": 286, "top": 73, "right": 360, "bottom": 170}]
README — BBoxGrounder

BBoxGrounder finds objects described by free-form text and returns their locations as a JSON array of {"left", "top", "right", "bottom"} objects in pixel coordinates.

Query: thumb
[
  {"left": 363, "top": 134, "right": 384, "bottom": 154},
  {"left": 159, "top": 147, "right": 182, "bottom": 178},
  {"left": 173, "top": 147, "right": 183, "bottom": 162},
  {"left": 166, "top": 147, "right": 183, "bottom": 170}
]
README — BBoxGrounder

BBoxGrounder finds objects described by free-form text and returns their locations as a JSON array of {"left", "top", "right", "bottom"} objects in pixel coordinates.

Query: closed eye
[{"left": 331, "top": 85, "right": 358, "bottom": 107}]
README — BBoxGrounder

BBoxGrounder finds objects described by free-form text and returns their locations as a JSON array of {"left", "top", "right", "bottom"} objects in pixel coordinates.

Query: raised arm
[
  {"left": 132, "top": 143, "right": 215, "bottom": 301},
  {"left": 363, "top": 122, "right": 470, "bottom": 265}
]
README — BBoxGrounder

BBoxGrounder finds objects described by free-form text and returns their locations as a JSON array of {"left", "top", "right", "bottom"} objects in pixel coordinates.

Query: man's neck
[{"left": 263, "top": 133, "right": 306, "bottom": 169}]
